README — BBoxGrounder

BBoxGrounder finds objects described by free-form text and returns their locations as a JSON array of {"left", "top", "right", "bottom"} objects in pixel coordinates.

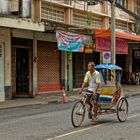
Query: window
[
  {"left": 116, "top": 0, "right": 128, "bottom": 9},
  {"left": 137, "top": 0, "right": 140, "bottom": 16}
]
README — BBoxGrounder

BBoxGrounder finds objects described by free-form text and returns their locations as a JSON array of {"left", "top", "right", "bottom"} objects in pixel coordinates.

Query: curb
[{"left": 0, "top": 91, "right": 140, "bottom": 110}]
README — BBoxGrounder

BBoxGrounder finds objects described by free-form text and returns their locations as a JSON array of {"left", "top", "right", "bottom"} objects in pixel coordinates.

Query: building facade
[{"left": 0, "top": 0, "right": 139, "bottom": 101}]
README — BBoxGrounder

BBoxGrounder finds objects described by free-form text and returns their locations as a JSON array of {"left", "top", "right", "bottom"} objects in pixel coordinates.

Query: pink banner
[{"left": 95, "top": 37, "right": 128, "bottom": 54}]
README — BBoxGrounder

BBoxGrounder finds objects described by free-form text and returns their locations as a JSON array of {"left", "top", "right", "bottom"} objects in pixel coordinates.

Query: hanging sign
[
  {"left": 56, "top": 31, "right": 84, "bottom": 52},
  {"left": 84, "top": 45, "right": 93, "bottom": 53},
  {"left": 103, "top": 52, "right": 111, "bottom": 64},
  {"left": 84, "top": 35, "right": 94, "bottom": 53}
]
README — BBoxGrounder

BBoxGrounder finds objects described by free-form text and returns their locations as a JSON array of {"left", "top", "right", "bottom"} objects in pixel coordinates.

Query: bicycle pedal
[{"left": 76, "top": 112, "right": 83, "bottom": 116}]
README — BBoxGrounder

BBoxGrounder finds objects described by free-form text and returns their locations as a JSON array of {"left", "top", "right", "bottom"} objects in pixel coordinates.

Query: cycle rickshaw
[{"left": 71, "top": 64, "right": 128, "bottom": 128}]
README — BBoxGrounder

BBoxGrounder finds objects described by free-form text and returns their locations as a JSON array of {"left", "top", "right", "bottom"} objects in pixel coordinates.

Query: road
[{"left": 0, "top": 95, "right": 140, "bottom": 140}]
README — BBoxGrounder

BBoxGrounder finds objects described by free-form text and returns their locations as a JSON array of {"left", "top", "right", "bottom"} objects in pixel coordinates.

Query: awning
[{"left": 95, "top": 29, "right": 140, "bottom": 41}]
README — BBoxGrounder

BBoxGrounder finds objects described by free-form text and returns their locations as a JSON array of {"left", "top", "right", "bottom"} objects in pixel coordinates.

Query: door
[{"left": 16, "top": 48, "right": 32, "bottom": 96}]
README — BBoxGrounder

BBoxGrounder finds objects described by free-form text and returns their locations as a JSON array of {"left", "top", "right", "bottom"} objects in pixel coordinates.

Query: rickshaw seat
[
  {"left": 99, "top": 85, "right": 116, "bottom": 102},
  {"left": 100, "top": 85, "right": 116, "bottom": 96}
]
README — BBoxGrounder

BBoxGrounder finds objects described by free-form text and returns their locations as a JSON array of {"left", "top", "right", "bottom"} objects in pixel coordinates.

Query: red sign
[{"left": 95, "top": 37, "right": 128, "bottom": 54}]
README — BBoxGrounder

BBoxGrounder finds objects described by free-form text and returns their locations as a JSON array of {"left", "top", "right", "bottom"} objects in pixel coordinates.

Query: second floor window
[
  {"left": 116, "top": 0, "right": 128, "bottom": 9},
  {"left": 137, "top": 0, "right": 140, "bottom": 16}
]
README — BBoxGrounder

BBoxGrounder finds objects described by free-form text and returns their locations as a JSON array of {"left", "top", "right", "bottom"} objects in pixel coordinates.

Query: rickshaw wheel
[
  {"left": 116, "top": 97, "right": 128, "bottom": 122},
  {"left": 71, "top": 101, "right": 86, "bottom": 128}
]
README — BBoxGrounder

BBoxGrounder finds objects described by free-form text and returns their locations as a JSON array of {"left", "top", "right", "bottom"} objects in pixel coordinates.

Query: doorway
[
  {"left": 16, "top": 48, "right": 29, "bottom": 94},
  {"left": 12, "top": 47, "right": 33, "bottom": 97}
]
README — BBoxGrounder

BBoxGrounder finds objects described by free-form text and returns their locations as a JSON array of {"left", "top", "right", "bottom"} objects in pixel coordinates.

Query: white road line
[
  {"left": 128, "top": 113, "right": 140, "bottom": 119},
  {"left": 45, "top": 113, "right": 140, "bottom": 140},
  {"left": 46, "top": 122, "right": 111, "bottom": 140}
]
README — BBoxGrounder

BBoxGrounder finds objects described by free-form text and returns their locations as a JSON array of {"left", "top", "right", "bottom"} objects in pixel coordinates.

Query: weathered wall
[{"left": 0, "top": 27, "right": 11, "bottom": 99}]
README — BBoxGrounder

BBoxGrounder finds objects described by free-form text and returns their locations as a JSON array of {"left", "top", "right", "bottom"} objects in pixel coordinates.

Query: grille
[
  {"left": 41, "top": 2, "right": 64, "bottom": 23},
  {"left": 37, "top": 41, "right": 61, "bottom": 92},
  {"left": 73, "top": 14, "right": 103, "bottom": 28}
]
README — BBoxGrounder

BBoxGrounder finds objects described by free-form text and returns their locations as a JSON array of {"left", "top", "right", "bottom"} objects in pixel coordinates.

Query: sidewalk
[{"left": 0, "top": 84, "right": 140, "bottom": 110}]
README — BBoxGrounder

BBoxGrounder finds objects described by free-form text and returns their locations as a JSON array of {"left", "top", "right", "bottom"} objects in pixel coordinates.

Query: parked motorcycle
[{"left": 126, "top": 71, "right": 140, "bottom": 85}]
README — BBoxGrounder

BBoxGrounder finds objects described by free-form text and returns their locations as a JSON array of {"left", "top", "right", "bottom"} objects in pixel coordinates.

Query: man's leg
[
  {"left": 93, "top": 100, "right": 98, "bottom": 117},
  {"left": 85, "top": 96, "right": 92, "bottom": 119},
  {"left": 92, "top": 94, "right": 99, "bottom": 121},
  {"left": 86, "top": 97, "right": 92, "bottom": 107}
]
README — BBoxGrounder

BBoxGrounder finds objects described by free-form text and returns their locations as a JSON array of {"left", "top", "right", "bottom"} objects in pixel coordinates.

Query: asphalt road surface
[{"left": 0, "top": 95, "right": 140, "bottom": 140}]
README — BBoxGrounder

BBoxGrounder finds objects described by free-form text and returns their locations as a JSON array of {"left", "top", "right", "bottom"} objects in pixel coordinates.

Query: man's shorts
[{"left": 86, "top": 90, "right": 100, "bottom": 102}]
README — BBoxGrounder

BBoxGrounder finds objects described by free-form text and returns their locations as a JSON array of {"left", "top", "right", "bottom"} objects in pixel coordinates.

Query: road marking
[
  {"left": 46, "top": 122, "right": 111, "bottom": 140},
  {"left": 128, "top": 113, "right": 140, "bottom": 119},
  {"left": 45, "top": 113, "right": 140, "bottom": 140}
]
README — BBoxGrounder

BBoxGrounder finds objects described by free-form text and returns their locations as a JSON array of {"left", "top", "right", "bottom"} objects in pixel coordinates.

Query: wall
[{"left": 0, "top": 27, "right": 11, "bottom": 99}]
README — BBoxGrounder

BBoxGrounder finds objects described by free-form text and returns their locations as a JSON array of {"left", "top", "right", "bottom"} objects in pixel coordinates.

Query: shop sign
[
  {"left": 84, "top": 45, "right": 93, "bottom": 53},
  {"left": 84, "top": 35, "right": 94, "bottom": 53},
  {"left": 103, "top": 52, "right": 111, "bottom": 64},
  {"left": 95, "top": 37, "right": 128, "bottom": 54}
]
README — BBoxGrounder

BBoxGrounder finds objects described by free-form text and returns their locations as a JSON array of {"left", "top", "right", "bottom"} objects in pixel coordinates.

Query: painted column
[
  {"left": 64, "top": 0, "right": 73, "bottom": 91},
  {"left": 61, "top": 52, "right": 68, "bottom": 90},
  {"left": 128, "top": 46, "right": 132, "bottom": 72},
  {"left": 100, "top": 1, "right": 110, "bottom": 64},
  {"left": 0, "top": 27, "right": 11, "bottom": 100},
  {"left": 0, "top": 43, "right": 5, "bottom": 101},
  {"left": 67, "top": 52, "right": 73, "bottom": 91},
  {"left": 33, "top": 32, "right": 38, "bottom": 96}
]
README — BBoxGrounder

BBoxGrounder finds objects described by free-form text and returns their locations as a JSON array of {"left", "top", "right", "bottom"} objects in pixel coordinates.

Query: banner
[
  {"left": 95, "top": 37, "right": 128, "bottom": 54},
  {"left": 56, "top": 31, "right": 84, "bottom": 52}
]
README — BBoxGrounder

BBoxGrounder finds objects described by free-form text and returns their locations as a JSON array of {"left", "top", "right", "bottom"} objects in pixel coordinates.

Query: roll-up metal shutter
[
  {"left": 73, "top": 52, "right": 99, "bottom": 88},
  {"left": 37, "top": 41, "right": 61, "bottom": 92}
]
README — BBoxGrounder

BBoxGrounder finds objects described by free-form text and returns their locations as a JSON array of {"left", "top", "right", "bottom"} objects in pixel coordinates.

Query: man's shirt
[{"left": 84, "top": 70, "right": 101, "bottom": 93}]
